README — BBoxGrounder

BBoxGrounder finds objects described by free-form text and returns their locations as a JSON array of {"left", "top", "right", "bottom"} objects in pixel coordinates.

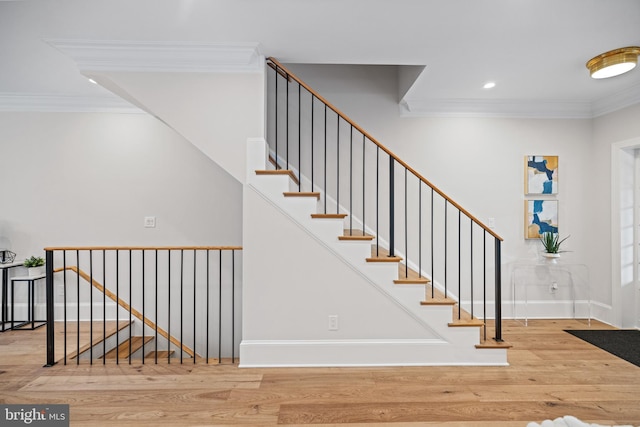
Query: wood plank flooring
[{"left": 1, "top": 319, "right": 639, "bottom": 426}]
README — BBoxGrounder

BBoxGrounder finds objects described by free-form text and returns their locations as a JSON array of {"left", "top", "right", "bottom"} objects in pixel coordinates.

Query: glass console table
[{"left": 511, "top": 258, "right": 590, "bottom": 326}]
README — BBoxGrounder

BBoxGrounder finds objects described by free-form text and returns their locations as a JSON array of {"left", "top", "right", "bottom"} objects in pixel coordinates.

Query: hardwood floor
[{"left": 1, "top": 319, "right": 639, "bottom": 426}]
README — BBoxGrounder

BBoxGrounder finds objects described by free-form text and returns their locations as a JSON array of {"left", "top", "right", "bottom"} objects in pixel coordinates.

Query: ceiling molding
[
  {"left": 0, "top": 93, "right": 144, "bottom": 113},
  {"left": 44, "top": 39, "right": 263, "bottom": 73},
  {"left": 399, "top": 98, "right": 595, "bottom": 119},
  {"left": 591, "top": 82, "right": 640, "bottom": 117}
]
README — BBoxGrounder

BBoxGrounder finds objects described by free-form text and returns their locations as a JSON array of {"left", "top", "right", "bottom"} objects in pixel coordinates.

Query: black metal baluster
[
  {"left": 193, "top": 249, "right": 197, "bottom": 364},
  {"left": 45, "top": 250, "right": 55, "bottom": 367},
  {"left": 76, "top": 250, "right": 80, "bottom": 365},
  {"left": 324, "top": 104, "right": 327, "bottom": 213},
  {"left": 431, "top": 189, "right": 434, "bottom": 298},
  {"left": 494, "top": 239, "right": 503, "bottom": 342},
  {"left": 102, "top": 250, "right": 106, "bottom": 364},
  {"left": 155, "top": 249, "right": 158, "bottom": 364},
  {"left": 483, "top": 231, "right": 487, "bottom": 342},
  {"left": 89, "top": 250, "right": 93, "bottom": 364},
  {"left": 115, "top": 250, "right": 119, "bottom": 365},
  {"left": 457, "top": 211, "right": 461, "bottom": 320},
  {"left": 419, "top": 181, "right": 422, "bottom": 279},
  {"left": 336, "top": 117, "right": 340, "bottom": 215},
  {"left": 470, "top": 220, "right": 474, "bottom": 319},
  {"left": 444, "top": 203, "right": 448, "bottom": 298},
  {"left": 311, "top": 95, "right": 315, "bottom": 192},
  {"left": 275, "top": 64, "right": 278, "bottom": 169},
  {"left": 128, "top": 250, "right": 132, "bottom": 364},
  {"left": 180, "top": 249, "right": 184, "bottom": 364},
  {"left": 389, "top": 156, "right": 395, "bottom": 257},
  {"left": 63, "top": 251, "right": 67, "bottom": 365},
  {"left": 218, "top": 250, "right": 222, "bottom": 364},
  {"left": 167, "top": 250, "right": 171, "bottom": 364},
  {"left": 404, "top": 168, "right": 407, "bottom": 277},
  {"left": 349, "top": 125, "right": 353, "bottom": 235},
  {"left": 141, "top": 250, "right": 145, "bottom": 364},
  {"left": 298, "top": 83, "right": 301, "bottom": 192},
  {"left": 376, "top": 146, "right": 380, "bottom": 257},
  {"left": 206, "top": 249, "right": 210, "bottom": 363},
  {"left": 286, "top": 70, "right": 289, "bottom": 170},
  {"left": 362, "top": 134, "right": 366, "bottom": 236}
]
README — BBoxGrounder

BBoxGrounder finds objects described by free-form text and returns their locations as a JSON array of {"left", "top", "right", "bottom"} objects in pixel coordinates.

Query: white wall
[
  {"left": 0, "top": 112, "right": 242, "bottom": 257},
  {"left": 89, "top": 71, "right": 264, "bottom": 184},
  {"left": 285, "top": 64, "right": 605, "bottom": 320}
]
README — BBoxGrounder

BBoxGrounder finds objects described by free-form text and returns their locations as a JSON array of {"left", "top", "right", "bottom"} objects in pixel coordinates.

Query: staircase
[{"left": 239, "top": 58, "right": 508, "bottom": 366}]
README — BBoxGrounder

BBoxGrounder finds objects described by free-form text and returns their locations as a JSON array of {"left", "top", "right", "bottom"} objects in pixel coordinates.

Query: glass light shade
[{"left": 587, "top": 47, "right": 640, "bottom": 79}]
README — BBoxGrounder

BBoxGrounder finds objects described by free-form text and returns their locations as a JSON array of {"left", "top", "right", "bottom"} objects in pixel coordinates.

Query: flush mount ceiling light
[{"left": 586, "top": 46, "right": 640, "bottom": 79}]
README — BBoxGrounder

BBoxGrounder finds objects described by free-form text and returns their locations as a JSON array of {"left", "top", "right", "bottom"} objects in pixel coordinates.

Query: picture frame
[
  {"left": 525, "top": 155, "right": 558, "bottom": 195},
  {"left": 525, "top": 199, "right": 558, "bottom": 239}
]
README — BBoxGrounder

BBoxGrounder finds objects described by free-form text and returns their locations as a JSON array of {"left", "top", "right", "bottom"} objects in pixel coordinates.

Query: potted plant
[
  {"left": 24, "top": 255, "right": 45, "bottom": 277},
  {"left": 539, "top": 232, "right": 570, "bottom": 261}
]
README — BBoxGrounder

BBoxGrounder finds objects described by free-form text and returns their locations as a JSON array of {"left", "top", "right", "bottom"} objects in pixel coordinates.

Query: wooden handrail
[
  {"left": 54, "top": 265, "right": 197, "bottom": 359},
  {"left": 267, "top": 57, "right": 503, "bottom": 241},
  {"left": 45, "top": 246, "right": 242, "bottom": 251}
]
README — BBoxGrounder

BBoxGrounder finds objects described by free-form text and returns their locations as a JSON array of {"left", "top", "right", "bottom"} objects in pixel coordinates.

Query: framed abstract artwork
[
  {"left": 525, "top": 199, "right": 558, "bottom": 239},
  {"left": 525, "top": 155, "right": 558, "bottom": 195}
]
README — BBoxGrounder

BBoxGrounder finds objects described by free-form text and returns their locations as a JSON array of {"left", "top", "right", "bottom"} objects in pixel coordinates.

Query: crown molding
[
  {"left": 44, "top": 39, "right": 263, "bottom": 73},
  {"left": 0, "top": 93, "right": 144, "bottom": 113},
  {"left": 591, "top": 82, "right": 640, "bottom": 117},
  {"left": 400, "top": 98, "right": 594, "bottom": 119}
]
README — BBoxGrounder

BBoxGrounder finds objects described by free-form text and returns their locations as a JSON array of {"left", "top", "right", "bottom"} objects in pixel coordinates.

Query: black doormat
[{"left": 564, "top": 329, "right": 640, "bottom": 367}]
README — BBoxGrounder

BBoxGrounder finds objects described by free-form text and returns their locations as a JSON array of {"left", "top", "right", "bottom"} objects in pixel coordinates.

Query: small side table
[
  {"left": 10, "top": 273, "right": 47, "bottom": 330},
  {"left": 0, "top": 261, "right": 24, "bottom": 332}
]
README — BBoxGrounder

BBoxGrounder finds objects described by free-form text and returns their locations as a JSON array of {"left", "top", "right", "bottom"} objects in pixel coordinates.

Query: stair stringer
[{"left": 242, "top": 138, "right": 508, "bottom": 366}]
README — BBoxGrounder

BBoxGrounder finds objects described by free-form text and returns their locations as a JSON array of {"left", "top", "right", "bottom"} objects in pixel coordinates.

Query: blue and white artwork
[
  {"left": 526, "top": 155, "right": 558, "bottom": 194},
  {"left": 526, "top": 200, "right": 558, "bottom": 239}
]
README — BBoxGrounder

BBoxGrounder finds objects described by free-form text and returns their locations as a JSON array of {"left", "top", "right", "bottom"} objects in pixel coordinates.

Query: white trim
[
  {"left": 239, "top": 339, "right": 508, "bottom": 367},
  {"left": 592, "top": 83, "right": 640, "bottom": 118},
  {"left": 0, "top": 93, "right": 144, "bottom": 113},
  {"left": 400, "top": 98, "right": 594, "bottom": 119},
  {"left": 611, "top": 137, "right": 640, "bottom": 327},
  {"left": 45, "top": 39, "right": 263, "bottom": 73}
]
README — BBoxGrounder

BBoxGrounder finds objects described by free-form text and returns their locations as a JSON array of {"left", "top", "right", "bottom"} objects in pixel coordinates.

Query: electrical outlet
[
  {"left": 488, "top": 217, "right": 496, "bottom": 228},
  {"left": 328, "top": 315, "right": 339, "bottom": 331},
  {"left": 549, "top": 282, "right": 558, "bottom": 293},
  {"left": 144, "top": 216, "right": 156, "bottom": 228}
]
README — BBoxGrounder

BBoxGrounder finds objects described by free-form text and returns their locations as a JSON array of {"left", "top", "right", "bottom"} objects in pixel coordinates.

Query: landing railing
[
  {"left": 44, "top": 246, "right": 242, "bottom": 366},
  {"left": 266, "top": 57, "right": 504, "bottom": 341}
]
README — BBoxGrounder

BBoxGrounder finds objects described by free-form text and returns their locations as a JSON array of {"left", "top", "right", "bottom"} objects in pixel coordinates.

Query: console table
[
  {"left": 0, "top": 261, "right": 24, "bottom": 332},
  {"left": 511, "top": 259, "right": 590, "bottom": 326},
  {"left": 10, "top": 273, "right": 47, "bottom": 330}
]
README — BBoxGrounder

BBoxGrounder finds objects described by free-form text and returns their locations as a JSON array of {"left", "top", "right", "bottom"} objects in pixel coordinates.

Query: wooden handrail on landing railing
[{"left": 267, "top": 57, "right": 502, "bottom": 242}]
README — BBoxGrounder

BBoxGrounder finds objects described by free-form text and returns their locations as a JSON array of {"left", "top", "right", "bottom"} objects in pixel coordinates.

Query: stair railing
[
  {"left": 266, "top": 57, "right": 504, "bottom": 342},
  {"left": 44, "top": 246, "right": 242, "bottom": 366}
]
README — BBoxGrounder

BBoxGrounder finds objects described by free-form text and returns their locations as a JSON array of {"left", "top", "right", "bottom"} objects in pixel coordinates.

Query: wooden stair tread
[
  {"left": 475, "top": 340, "right": 513, "bottom": 349},
  {"left": 420, "top": 297, "right": 457, "bottom": 305},
  {"left": 311, "top": 213, "right": 348, "bottom": 219},
  {"left": 395, "top": 264, "right": 430, "bottom": 284},
  {"left": 283, "top": 191, "right": 320, "bottom": 199},
  {"left": 145, "top": 350, "right": 175, "bottom": 359},
  {"left": 103, "top": 336, "right": 154, "bottom": 359},
  {"left": 448, "top": 318, "right": 485, "bottom": 327},
  {"left": 67, "top": 320, "right": 132, "bottom": 360},
  {"left": 339, "top": 229, "right": 375, "bottom": 241},
  {"left": 266, "top": 157, "right": 301, "bottom": 185},
  {"left": 255, "top": 169, "right": 298, "bottom": 183},
  {"left": 366, "top": 245, "right": 402, "bottom": 262}
]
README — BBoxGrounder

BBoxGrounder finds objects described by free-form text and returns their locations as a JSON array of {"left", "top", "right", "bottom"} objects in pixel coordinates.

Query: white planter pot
[{"left": 28, "top": 265, "right": 45, "bottom": 276}]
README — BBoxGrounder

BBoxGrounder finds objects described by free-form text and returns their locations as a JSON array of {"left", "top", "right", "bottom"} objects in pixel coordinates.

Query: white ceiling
[{"left": 1, "top": 0, "right": 639, "bottom": 117}]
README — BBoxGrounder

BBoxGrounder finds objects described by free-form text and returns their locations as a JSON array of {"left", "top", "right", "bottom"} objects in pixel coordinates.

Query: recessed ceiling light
[
  {"left": 88, "top": 78, "right": 97, "bottom": 85},
  {"left": 483, "top": 82, "right": 496, "bottom": 89}
]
